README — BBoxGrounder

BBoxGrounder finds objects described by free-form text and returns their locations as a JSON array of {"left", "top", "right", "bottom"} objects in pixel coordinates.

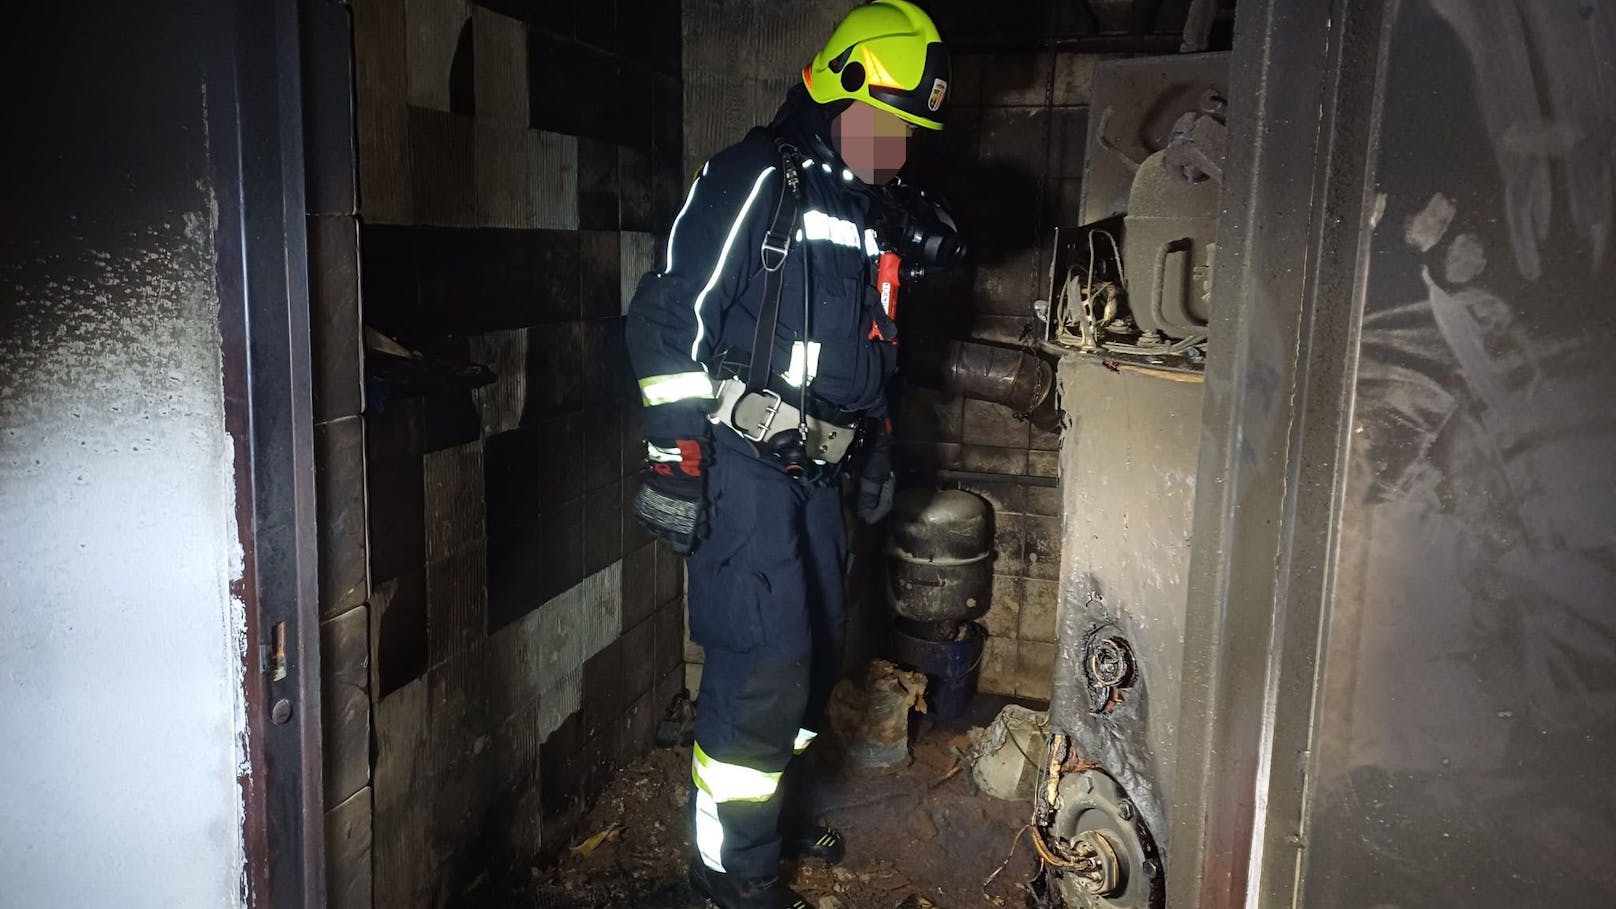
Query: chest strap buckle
[{"left": 737, "top": 388, "right": 784, "bottom": 442}]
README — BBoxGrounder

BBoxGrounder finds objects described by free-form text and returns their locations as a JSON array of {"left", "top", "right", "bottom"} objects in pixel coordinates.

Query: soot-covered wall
[
  {"left": 0, "top": 2, "right": 248, "bottom": 905},
  {"left": 319, "top": 1, "right": 688, "bottom": 904}
]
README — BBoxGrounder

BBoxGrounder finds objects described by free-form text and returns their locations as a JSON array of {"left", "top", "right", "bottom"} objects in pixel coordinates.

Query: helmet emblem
[{"left": 927, "top": 78, "right": 947, "bottom": 112}]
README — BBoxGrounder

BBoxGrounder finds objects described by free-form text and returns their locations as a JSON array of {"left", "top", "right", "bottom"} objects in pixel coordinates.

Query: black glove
[
  {"left": 631, "top": 439, "right": 708, "bottom": 555},
  {"left": 856, "top": 419, "right": 896, "bottom": 525}
]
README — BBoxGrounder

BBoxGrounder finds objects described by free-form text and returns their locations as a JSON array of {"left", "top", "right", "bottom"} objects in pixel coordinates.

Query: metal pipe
[
  {"left": 930, "top": 469, "right": 1059, "bottom": 489},
  {"left": 907, "top": 338, "right": 1055, "bottom": 417}
]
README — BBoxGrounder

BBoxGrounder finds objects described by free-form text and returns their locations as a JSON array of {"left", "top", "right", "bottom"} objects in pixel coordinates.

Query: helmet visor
[{"left": 868, "top": 41, "right": 951, "bottom": 128}]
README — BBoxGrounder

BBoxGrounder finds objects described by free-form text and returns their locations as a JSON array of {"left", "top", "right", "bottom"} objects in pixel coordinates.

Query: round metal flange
[
  {"left": 1086, "top": 636, "right": 1135, "bottom": 689},
  {"left": 1048, "top": 769, "right": 1163, "bottom": 909}
]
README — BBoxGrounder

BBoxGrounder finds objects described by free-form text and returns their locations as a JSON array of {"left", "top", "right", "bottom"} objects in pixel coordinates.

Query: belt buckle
[{"left": 739, "top": 389, "right": 785, "bottom": 442}]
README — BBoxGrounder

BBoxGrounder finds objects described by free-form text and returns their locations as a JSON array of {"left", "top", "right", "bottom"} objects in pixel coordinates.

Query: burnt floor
[{"left": 490, "top": 696, "right": 1044, "bottom": 909}]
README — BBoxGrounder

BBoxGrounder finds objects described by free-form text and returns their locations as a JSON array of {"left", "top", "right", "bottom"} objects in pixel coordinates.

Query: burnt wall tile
[
  {"left": 898, "top": 386, "right": 963, "bottom": 445},
  {"left": 975, "top": 249, "right": 1041, "bottom": 315},
  {"left": 580, "top": 230, "right": 622, "bottom": 320},
  {"left": 539, "top": 709, "right": 586, "bottom": 813},
  {"left": 317, "top": 416, "right": 370, "bottom": 617},
  {"left": 487, "top": 529, "right": 544, "bottom": 631},
  {"left": 573, "top": 0, "right": 617, "bottom": 52},
  {"left": 353, "top": 0, "right": 412, "bottom": 223},
  {"left": 423, "top": 442, "right": 487, "bottom": 561},
  {"left": 365, "top": 402, "right": 424, "bottom": 585},
  {"left": 601, "top": 316, "right": 635, "bottom": 401},
  {"left": 470, "top": 228, "right": 536, "bottom": 328},
  {"left": 472, "top": 5, "right": 529, "bottom": 124},
  {"left": 371, "top": 570, "right": 428, "bottom": 698},
  {"left": 472, "top": 329, "right": 530, "bottom": 436},
  {"left": 1024, "top": 513, "right": 1062, "bottom": 581},
  {"left": 524, "top": 323, "right": 585, "bottom": 416},
  {"left": 542, "top": 497, "right": 586, "bottom": 602},
  {"left": 992, "top": 511, "right": 1026, "bottom": 578},
  {"left": 620, "top": 614, "right": 656, "bottom": 705},
  {"left": 622, "top": 690, "right": 657, "bottom": 762},
  {"left": 983, "top": 575, "right": 1021, "bottom": 639},
  {"left": 1025, "top": 483, "right": 1062, "bottom": 517},
  {"left": 526, "top": 1, "right": 573, "bottom": 36},
  {"left": 531, "top": 228, "right": 584, "bottom": 324},
  {"left": 654, "top": 153, "right": 687, "bottom": 235},
  {"left": 619, "top": 146, "right": 655, "bottom": 233},
  {"left": 646, "top": 0, "right": 682, "bottom": 75},
  {"left": 615, "top": 61, "right": 655, "bottom": 150},
  {"left": 582, "top": 408, "right": 624, "bottom": 492},
  {"left": 620, "top": 232, "right": 657, "bottom": 316},
  {"left": 427, "top": 544, "right": 489, "bottom": 666},
  {"left": 583, "top": 481, "right": 624, "bottom": 575},
  {"left": 321, "top": 604, "right": 372, "bottom": 808},
  {"left": 358, "top": 223, "right": 419, "bottom": 343},
  {"left": 529, "top": 35, "right": 619, "bottom": 142},
  {"left": 954, "top": 479, "right": 1024, "bottom": 517},
  {"left": 484, "top": 618, "right": 539, "bottom": 723},
  {"left": 653, "top": 595, "right": 684, "bottom": 678},
  {"left": 484, "top": 427, "right": 545, "bottom": 540},
  {"left": 1016, "top": 640, "right": 1055, "bottom": 701},
  {"left": 404, "top": 0, "right": 472, "bottom": 112},
  {"left": 577, "top": 137, "right": 622, "bottom": 231},
  {"left": 619, "top": 543, "right": 656, "bottom": 634},
  {"left": 653, "top": 541, "right": 682, "bottom": 606},
  {"left": 1029, "top": 420, "right": 1061, "bottom": 452},
  {"left": 309, "top": 216, "right": 363, "bottom": 422},
  {"left": 969, "top": 314, "right": 1035, "bottom": 346},
  {"left": 622, "top": 478, "right": 654, "bottom": 552},
  {"left": 534, "top": 414, "right": 586, "bottom": 508},
  {"left": 577, "top": 318, "right": 630, "bottom": 407},
  {"left": 961, "top": 444, "right": 1028, "bottom": 475},
  {"left": 1028, "top": 449, "right": 1059, "bottom": 478},
  {"left": 655, "top": 664, "right": 685, "bottom": 717},
  {"left": 484, "top": 428, "right": 548, "bottom": 630},
  {"left": 651, "top": 71, "right": 682, "bottom": 156},
  {"left": 978, "top": 635, "right": 1018, "bottom": 696},
  {"left": 581, "top": 638, "right": 625, "bottom": 741},
  {"left": 324, "top": 786, "right": 373, "bottom": 909},
  {"left": 409, "top": 107, "right": 477, "bottom": 227},
  {"left": 417, "top": 390, "right": 483, "bottom": 453},
  {"left": 1021, "top": 579, "right": 1059, "bottom": 643},
  {"left": 962, "top": 399, "right": 1031, "bottom": 450},
  {"left": 427, "top": 645, "right": 496, "bottom": 769},
  {"left": 303, "top": 0, "right": 358, "bottom": 215},
  {"left": 622, "top": 400, "right": 645, "bottom": 471},
  {"left": 404, "top": 227, "right": 471, "bottom": 336}
]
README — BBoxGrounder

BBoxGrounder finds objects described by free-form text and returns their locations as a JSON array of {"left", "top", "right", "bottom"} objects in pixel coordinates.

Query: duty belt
[{"left": 708, "top": 377, "right": 858, "bottom": 465}]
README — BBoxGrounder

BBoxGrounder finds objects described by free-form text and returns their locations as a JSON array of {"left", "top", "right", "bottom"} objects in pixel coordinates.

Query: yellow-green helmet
[{"left": 802, "top": 1, "right": 951, "bottom": 131}]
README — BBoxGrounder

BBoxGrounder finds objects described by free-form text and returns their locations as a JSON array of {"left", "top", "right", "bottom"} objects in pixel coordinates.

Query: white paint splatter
[
  {"left": 1405, "top": 192, "right": 1457, "bottom": 252},
  {"left": 1444, "top": 232, "right": 1487, "bottom": 284}
]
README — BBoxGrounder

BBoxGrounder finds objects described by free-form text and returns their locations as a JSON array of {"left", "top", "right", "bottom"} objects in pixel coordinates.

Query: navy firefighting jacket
[{"left": 625, "top": 87, "right": 897, "bottom": 448}]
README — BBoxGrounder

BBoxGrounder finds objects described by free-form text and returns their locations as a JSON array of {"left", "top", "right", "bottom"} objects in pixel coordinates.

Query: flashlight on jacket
[{"left": 878, "top": 252, "right": 902, "bottom": 322}]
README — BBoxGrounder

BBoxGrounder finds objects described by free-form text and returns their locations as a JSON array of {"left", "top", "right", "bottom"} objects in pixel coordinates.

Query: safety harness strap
[{"left": 746, "top": 134, "right": 805, "bottom": 394}]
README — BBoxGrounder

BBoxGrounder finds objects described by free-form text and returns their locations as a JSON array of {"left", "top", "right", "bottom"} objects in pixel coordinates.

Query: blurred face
[{"left": 832, "top": 101, "right": 912, "bottom": 184}]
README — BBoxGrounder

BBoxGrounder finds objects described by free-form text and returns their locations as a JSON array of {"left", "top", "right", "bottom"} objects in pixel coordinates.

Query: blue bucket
[{"left": 891, "top": 622, "right": 986, "bottom": 722}]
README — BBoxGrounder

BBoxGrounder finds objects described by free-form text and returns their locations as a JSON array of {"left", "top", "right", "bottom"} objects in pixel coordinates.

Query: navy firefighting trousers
[{"left": 686, "top": 428, "right": 847, "bottom": 878}]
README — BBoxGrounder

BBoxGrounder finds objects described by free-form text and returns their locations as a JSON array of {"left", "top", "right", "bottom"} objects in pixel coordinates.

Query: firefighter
[{"left": 625, "top": 2, "right": 951, "bottom": 906}]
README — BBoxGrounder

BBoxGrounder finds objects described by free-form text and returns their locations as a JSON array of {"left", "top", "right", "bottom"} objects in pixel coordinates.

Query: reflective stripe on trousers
[{"left": 691, "top": 743, "right": 785, "bottom": 871}]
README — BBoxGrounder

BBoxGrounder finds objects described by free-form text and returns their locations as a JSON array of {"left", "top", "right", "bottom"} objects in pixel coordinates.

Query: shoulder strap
[{"left": 746, "top": 137, "right": 804, "bottom": 393}]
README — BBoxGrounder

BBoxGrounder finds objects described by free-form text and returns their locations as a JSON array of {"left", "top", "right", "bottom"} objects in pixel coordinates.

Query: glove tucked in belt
[
  {"left": 856, "top": 417, "right": 896, "bottom": 525},
  {"left": 631, "top": 438, "right": 707, "bottom": 555}
]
